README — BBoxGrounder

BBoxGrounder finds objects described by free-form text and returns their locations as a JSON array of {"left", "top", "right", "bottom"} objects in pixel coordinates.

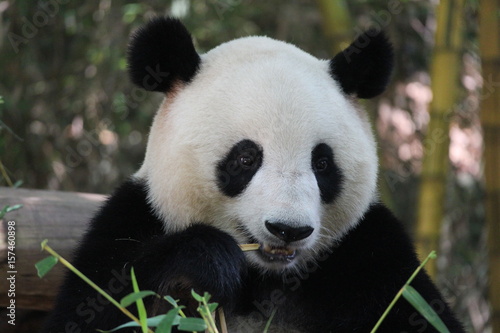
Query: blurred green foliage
[
  {"left": 0, "top": 0, "right": 439, "bottom": 193},
  {"left": 0, "top": 0, "right": 334, "bottom": 193}
]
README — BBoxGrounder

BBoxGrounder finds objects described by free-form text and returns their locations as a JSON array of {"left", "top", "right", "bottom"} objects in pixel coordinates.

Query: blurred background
[{"left": 1, "top": 0, "right": 498, "bottom": 332}]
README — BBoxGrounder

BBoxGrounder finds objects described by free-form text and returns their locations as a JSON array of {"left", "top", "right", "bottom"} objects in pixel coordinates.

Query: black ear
[
  {"left": 127, "top": 17, "right": 200, "bottom": 93},
  {"left": 329, "top": 30, "right": 393, "bottom": 99}
]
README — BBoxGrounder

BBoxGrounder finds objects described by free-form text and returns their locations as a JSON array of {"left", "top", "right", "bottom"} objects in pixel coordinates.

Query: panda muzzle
[{"left": 265, "top": 221, "right": 314, "bottom": 243}]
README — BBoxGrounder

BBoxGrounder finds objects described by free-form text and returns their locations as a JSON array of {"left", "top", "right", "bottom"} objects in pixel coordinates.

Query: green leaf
[
  {"left": 120, "top": 291, "right": 157, "bottom": 308},
  {"left": 164, "top": 295, "right": 180, "bottom": 308},
  {"left": 177, "top": 317, "right": 207, "bottom": 331},
  {"left": 402, "top": 286, "right": 450, "bottom": 333},
  {"left": 12, "top": 180, "right": 23, "bottom": 188},
  {"left": 97, "top": 315, "right": 167, "bottom": 332},
  {"left": 0, "top": 204, "right": 23, "bottom": 219},
  {"left": 6, "top": 204, "right": 23, "bottom": 213},
  {"left": 207, "top": 302, "right": 218, "bottom": 313},
  {"left": 35, "top": 256, "right": 58, "bottom": 278},
  {"left": 370, "top": 251, "right": 438, "bottom": 333},
  {"left": 203, "top": 292, "right": 212, "bottom": 303},
  {"left": 141, "top": 314, "right": 171, "bottom": 327},
  {"left": 190, "top": 289, "right": 203, "bottom": 302},
  {"left": 155, "top": 308, "right": 182, "bottom": 333},
  {"left": 130, "top": 267, "right": 148, "bottom": 333}
]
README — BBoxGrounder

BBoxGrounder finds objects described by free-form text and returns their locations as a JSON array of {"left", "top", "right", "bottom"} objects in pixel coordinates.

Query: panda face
[{"left": 132, "top": 19, "right": 393, "bottom": 272}]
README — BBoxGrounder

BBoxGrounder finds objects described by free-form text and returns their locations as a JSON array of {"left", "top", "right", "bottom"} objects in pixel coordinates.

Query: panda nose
[{"left": 265, "top": 221, "right": 314, "bottom": 243}]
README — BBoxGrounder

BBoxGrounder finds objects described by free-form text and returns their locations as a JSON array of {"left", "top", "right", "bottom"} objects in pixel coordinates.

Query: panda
[{"left": 42, "top": 17, "right": 465, "bottom": 333}]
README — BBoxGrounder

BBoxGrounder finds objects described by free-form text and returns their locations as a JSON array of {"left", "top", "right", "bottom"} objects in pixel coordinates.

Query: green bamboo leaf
[
  {"left": 35, "top": 256, "right": 58, "bottom": 278},
  {"left": 207, "top": 302, "right": 218, "bottom": 313},
  {"left": 402, "top": 286, "right": 450, "bottom": 333},
  {"left": 6, "top": 204, "right": 23, "bottom": 213},
  {"left": 190, "top": 289, "right": 203, "bottom": 302},
  {"left": 202, "top": 292, "right": 211, "bottom": 303},
  {"left": 155, "top": 308, "right": 182, "bottom": 333},
  {"left": 13, "top": 180, "right": 23, "bottom": 188},
  {"left": 97, "top": 315, "right": 167, "bottom": 332},
  {"left": 130, "top": 267, "right": 148, "bottom": 333},
  {"left": 0, "top": 204, "right": 23, "bottom": 219},
  {"left": 370, "top": 251, "right": 438, "bottom": 333},
  {"left": 120, "top": 291, "right": 157, "bottom": 308},
  {"left": 164, "top": 295, "right": 180, "bottom": 308},
  {"left": 177, "top": 317, "right": 207, "bottom": 331}
]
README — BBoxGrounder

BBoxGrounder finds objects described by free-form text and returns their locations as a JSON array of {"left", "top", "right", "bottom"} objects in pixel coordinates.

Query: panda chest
[
  {"left": 226, "top": 313, "right": 305, "bottom": 333},
  {"left": 224, "top": 278, "right": 310, "bottom": 333}
]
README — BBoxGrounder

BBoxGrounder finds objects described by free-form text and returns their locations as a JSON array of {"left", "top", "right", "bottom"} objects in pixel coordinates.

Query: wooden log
[{"left": 0, "top": 187, "right": 105, "bottom": 311}]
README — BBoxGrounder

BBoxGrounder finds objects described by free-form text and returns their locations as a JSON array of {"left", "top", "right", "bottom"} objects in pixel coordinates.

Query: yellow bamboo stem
[
  {"left": 218, "top": 307, "right": 228, "bottom": 333},
  {"left": 315, "top": 0, "right": 353, "bottom": 53},
  {"left": 479, "top": 1, "right": 500, "bottom": 331},
  {"left": 415, "top": 0, "right": 465, "bottom": 278},
  {"left": 239, "top": 244, "right": 260, "bottom": 251}
]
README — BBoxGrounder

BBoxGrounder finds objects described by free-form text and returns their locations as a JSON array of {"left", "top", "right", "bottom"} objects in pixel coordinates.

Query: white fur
[{"left": 135, "top": 36, "right": 378, "bottom": 270}]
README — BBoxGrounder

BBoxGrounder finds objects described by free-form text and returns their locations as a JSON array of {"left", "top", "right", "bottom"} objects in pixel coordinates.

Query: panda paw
[{"left": 137, "top": 224, "right": 247, "bottom": 311}]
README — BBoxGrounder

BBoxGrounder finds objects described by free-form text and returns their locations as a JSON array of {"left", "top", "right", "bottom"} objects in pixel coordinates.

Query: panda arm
[
  {"left": 41, "top": 179, "right": 246, "bottom": 332},
  {"left": 296, "top": 203, "right": 465, "bottom": 333}
]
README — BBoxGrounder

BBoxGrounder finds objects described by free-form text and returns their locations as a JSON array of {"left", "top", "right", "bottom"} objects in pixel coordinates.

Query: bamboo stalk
[
  {"left": 370, "top": 251, "right": 437, "bottom": 333},
  {"left": 479, "top": 1, "right": 500, "bottom": 331},
  {"left": 415, "top": 0, "right": 465, "bottom": 278},
  {"left": 218, "top": 307, "right": 228, "bottom": 333},
  {"left": 239, "top": 244, "right": 260, "bottom": 251},
  {"left": 315, "top": 0, "right": 353, "bottom": 53}
]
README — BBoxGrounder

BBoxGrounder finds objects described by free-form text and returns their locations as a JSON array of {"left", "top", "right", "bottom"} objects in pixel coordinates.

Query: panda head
[{"left": 131, "top": 17, "right": 393, "bottom": 272}]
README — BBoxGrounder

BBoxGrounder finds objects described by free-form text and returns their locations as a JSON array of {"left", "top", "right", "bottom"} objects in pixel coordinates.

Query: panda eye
[
  {"left": 313, "top": 157, "right": 329, "bottom": 173},
  {"left": 238, "top": 153, "right": 256, "bottom": 169},
  {"left": 217, "top": 139, "right": 264, "bottom": 197}
]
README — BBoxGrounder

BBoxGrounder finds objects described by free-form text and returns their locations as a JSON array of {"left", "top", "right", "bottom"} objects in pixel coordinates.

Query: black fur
[
  {"left": 311, "top": 143, "right": 344, "bottom": 203},
  {"left": 127, "top": 17, "right": 200, "bottom": 92},
  {"left": 330, "top": 29, "right": 394, "bottom": 99},
  {"left": 42, "top": 179, "right": 464, "bottom": 332},
  {"left": 217, "top": 139, "right": 264, "bottom": 197},
  {"left": 41, "top": 179, "right": 246, "bottom": 332}
]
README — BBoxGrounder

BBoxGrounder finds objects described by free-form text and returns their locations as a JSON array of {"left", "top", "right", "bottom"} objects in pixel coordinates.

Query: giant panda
[{"left": 42, "top": 17, "right": 465, "bottom": 333}]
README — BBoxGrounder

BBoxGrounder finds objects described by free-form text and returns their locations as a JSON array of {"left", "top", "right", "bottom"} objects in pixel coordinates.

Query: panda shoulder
[{"left": 336, "top": 203, "right": 420, "bottom": 269}]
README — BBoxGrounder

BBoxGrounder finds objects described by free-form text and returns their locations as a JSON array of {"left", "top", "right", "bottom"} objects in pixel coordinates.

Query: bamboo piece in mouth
[{"left": 239, "top": 243, "right": 260, "bottom": 251}]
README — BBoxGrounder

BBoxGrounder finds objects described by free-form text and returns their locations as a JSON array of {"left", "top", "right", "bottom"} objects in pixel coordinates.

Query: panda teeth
[
  {"left": 263, "top": 244, "right": 273, "bottom": 252},
  {"left": 270, "top": 248, "right": 291, "bottom": 255},
  {"left": 262, "top": 243, "right": 295, "bottom": 256}
]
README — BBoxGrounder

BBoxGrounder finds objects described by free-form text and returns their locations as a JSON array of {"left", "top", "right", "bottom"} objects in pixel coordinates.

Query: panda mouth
[
  {"left": 238, "top": 226, "right": 298, "bottom": 263},
  {"left": 259, "top": 243, "right": 296, "bottom": 262}
]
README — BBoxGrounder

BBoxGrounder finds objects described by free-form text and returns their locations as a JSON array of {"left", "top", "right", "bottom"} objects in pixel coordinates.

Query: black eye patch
[
  {"left": 217, "top": 140, "right": 263, "bottom": 197},
  {"left": 311, "top": 143, "right": 344, "bottom": 203}
]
